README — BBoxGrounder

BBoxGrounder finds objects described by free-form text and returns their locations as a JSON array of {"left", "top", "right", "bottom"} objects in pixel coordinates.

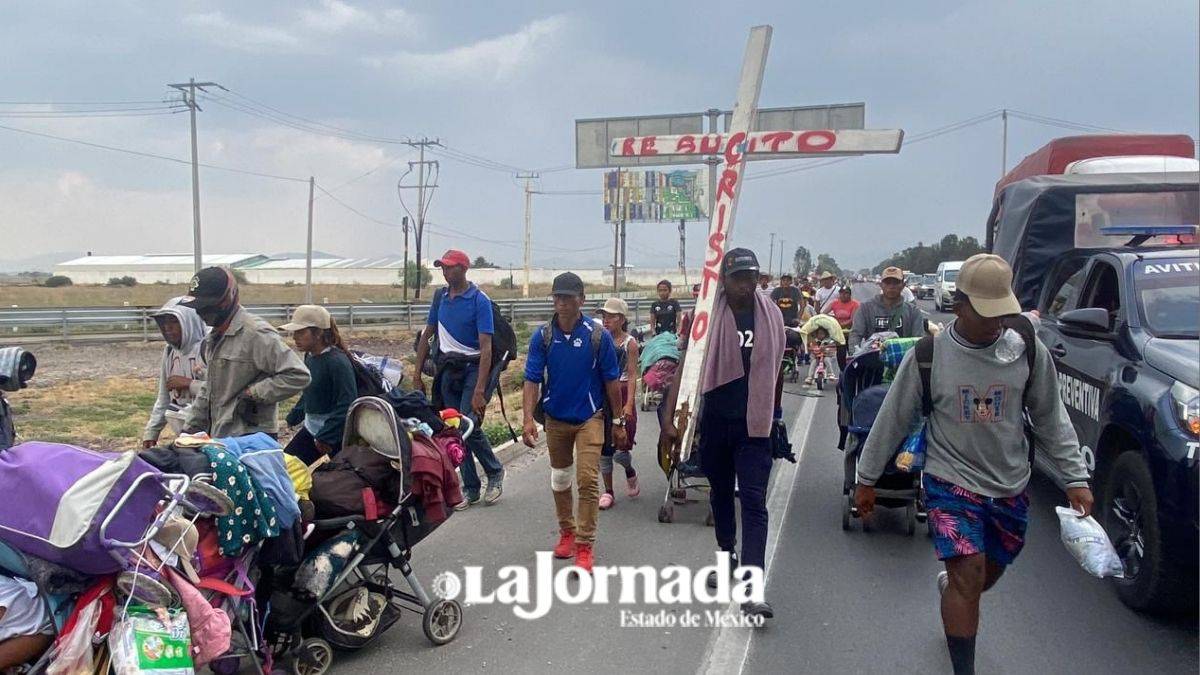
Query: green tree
[
  {"left": 43, "top": 275, "right": 72, "bottom": 287},
  {"left": 872, "top": 234, "right": 986, "bottom": 274},
  {"left": 792, "top": 246, "right": 812, "bottom": 277},
  {"left": 815, "top": 253, "right": 842, "bottom": 278},
  {"left": 400, "top": 262, "right": 432, "bottom": 290},
  {"left": 472, "top": 255, "right": 499, "bottom": 269}
]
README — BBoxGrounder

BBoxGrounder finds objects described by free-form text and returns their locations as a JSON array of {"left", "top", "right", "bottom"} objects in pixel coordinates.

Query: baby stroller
[
  {"left": 266, "top": 396, "right": 471, "bottom": 675},
  {"left": 655, "top": 399, "right": 713, "bottom": 526},
  {"left": 838, "top": 349, "right": 924, "bottom": 535},
  {"left": 0, "top": 442, "right": 195, "bottom": 581}
]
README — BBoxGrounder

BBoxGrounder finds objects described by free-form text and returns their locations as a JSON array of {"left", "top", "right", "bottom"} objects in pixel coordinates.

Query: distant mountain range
[{"left": 0, "top": 251, "right": 78, "bottom": 274}]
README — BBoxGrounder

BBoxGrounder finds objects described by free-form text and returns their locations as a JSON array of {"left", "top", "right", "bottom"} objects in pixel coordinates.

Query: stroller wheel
[
  {"left": 905, "top": 504, "right": 917, "bottom": 536},
  {"left": 116, "top": 570, "right": 175, "bottom": 607},
  {"left": 841, "top": 497, "right": 852, "bottom": 531},
  {"left": 704, "top": 508, "right": 714, "bottom": 527},
  {"left": 657, "top": 504, "right": 674, "bottom": 524},
  {"left": 423, "top": 599, "right": 463, "bottom": 646},
  {"left": 671, "top": 488, "right": 688, "bottom": 502},
  {"left": 292, "top": 639, "right": 332, "bottom": 675}
]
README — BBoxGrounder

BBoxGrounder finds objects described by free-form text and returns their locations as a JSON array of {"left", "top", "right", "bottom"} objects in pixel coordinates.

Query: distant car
[
  {"left": 916, "top": 273, "right": 937, "bottom": 299},
  {"left": 934, "top": 261, "right": 964, "bottom": 311}
]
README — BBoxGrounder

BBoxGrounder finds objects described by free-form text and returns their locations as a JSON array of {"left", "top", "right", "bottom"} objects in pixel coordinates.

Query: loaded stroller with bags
[
  {"left": 264, "top": 394, "right": 471, "bottom": 675},
  {"left": 838, "top": 339, "right": 925, "bottom": 535}
]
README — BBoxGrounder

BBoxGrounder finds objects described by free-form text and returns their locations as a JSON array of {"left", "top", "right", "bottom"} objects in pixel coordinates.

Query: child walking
[{"left": 597, "top": 298, "right": 640, "bottom": 509}]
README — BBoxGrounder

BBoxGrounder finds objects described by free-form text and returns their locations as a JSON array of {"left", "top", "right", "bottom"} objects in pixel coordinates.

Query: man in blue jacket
[
  {"left": 522, "top": 272, "right": 626, "bottom": 573},
  {"left": 414, "top": 249, "right": 505, "bottom": 508}
]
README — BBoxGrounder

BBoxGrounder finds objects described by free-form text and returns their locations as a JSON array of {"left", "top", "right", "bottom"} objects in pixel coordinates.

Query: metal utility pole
[
  {"left": 401, "top": 215, "right": 410, "bottom": 301},
  {"left": 517, "top": 172, "right": 538, "bottom": 297},
  {"left": 305, "top": 176, "right": 315, "bottom": 303},
  {"left": 613, "top": 168, "right": 623, "bottom": 294},
  {"left": 1001, "top": 109, "right": 1009, "bottom": 178},
  {"left": 168, "top": 79, "right": 225, "bottom": 273},
  {"left": 767, "top": 232, "right": 776, "bottom": 278},
  {"left": 779, "top": 239, "right": 786, "bottom": 279},
  {"left": 397, "top": 137, "right": 441, "bottom": 299},
  {"left": 678, "top": 219, "right": 687, "bottom": 284}
]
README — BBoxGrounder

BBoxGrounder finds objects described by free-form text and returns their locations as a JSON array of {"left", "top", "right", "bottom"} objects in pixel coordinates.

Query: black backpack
[
  {"left": 916, "top": 314, "right": 1039, "bottom": 461},
  {"left": 426, "top": 287, "right": 519, "bottom": 372},
  {"left": 347, "top": 352, "right": 387, "bottom": 398}
]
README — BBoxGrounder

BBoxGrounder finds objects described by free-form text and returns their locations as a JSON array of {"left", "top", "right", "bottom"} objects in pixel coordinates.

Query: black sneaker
[
  {"left": 706, "top": 551, "right": 740, "bottom": 590},
  {"left": 741, "top": 600, "right": 774, "bottom": 620}
]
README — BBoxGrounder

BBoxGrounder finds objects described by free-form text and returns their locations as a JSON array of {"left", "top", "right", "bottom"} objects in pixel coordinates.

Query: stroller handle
[
  {"left": 457, "top": 415, "right": 475, "bottom": 441},
  {"left": 99, "top": 472, "right": 191, "bottom": 551}
]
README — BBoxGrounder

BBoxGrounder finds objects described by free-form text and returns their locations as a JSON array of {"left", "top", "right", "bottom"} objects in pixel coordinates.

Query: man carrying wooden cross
[{"left": 661, "top": 248, "right": 785, "bottom": 620}]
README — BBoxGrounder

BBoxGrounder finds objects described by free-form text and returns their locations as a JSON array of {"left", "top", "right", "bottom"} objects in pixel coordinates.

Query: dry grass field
[{"left": 5, "top": 330, "right": 529, "bottom": 449}]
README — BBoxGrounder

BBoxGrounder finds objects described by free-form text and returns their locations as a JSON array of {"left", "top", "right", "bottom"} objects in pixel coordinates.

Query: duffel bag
[{"left": 309, "top": 445, "right": 398, "bottom": 519}]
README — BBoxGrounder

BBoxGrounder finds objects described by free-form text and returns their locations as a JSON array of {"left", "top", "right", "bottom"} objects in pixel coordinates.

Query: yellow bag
[{"left": 284, "top": 454, "right": 313, "bottom": 501}]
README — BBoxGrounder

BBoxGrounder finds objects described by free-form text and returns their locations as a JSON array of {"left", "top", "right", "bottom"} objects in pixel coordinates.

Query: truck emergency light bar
[
  {"left": 1098, "top": 224, "right": 1198, "bottom": 247},
  {"left": 1098, "top": 225, "right": 1198, "bottom": 236}
]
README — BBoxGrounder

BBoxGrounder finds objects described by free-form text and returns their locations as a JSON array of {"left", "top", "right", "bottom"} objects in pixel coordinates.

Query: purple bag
[{"left": 0, "top": 443, "right": 169, "bottom": 574}]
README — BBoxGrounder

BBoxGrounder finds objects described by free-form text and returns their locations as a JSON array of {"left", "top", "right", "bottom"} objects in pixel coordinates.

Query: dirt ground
[{"left": 6, "top": 330, "right": 526, "bottom": 450}]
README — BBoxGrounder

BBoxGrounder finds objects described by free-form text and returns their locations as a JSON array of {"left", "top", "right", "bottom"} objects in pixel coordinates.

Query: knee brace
[{"left": 550, "top": 465, "right": 574, "bottom": 491}]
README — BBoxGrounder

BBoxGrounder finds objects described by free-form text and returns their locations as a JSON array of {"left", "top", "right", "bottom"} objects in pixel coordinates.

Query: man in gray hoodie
[
  {"left": 847, "top": 266, "right": 924, "bottom": 351},
  {"left": 855, "top": 254, "right": 1092, "bottom": 675}
]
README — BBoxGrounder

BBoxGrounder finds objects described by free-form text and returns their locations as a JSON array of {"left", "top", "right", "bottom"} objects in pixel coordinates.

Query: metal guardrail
[{"left": 0, "top": 297, "right": 698, "bottom": 343}]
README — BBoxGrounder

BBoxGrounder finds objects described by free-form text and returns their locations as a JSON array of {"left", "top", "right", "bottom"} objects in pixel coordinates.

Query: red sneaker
[
  {"left": 574, "top": 543, "right": 594, "bottom": 573},
  {"left": 553, "top": 529, "right": 576, "bottom": 559}
]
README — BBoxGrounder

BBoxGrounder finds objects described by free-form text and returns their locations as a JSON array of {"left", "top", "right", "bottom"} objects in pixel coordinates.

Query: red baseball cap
[{"left": 434, "top": 249, "right": 470, "bottom": 269}]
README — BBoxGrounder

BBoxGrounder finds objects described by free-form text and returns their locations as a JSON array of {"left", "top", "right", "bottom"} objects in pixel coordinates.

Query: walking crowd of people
[{"left": 0, "top": 246, "right": 1095, "bottom": 675}]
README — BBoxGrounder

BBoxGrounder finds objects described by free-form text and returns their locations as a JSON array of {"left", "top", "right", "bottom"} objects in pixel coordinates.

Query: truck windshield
[
  {"left": 1134, "top": 258, "right": 1200, "bottom": 338},
  {"left": 943, "top": 269, "right": 959, "bottom": 281}
]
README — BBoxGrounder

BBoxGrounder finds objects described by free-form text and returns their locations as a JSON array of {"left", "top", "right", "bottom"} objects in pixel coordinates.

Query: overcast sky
[{"left": 0, "top": 0, "right": 1196, "bottom": 273}]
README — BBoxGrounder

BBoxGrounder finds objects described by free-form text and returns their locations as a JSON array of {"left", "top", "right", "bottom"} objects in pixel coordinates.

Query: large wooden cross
[{"left": 609, "top": 25, "right": 904, "bottom": 458}]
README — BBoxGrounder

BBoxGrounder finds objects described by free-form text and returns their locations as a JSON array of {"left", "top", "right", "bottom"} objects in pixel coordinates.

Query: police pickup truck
[
  {"left": 987, "top": 151, "right": 1199, "bottom": 613},
  {"left": 1035, "top": 247, "right": 1198, "bottom": 612}
]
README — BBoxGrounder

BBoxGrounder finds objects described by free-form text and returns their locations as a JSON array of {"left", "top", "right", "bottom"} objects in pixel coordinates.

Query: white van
[{"left": 934, "top": 260, "right": 964, "bottom": 311}]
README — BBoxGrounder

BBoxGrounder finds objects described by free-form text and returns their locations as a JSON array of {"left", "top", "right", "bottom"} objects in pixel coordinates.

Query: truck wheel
[{"left": 1102, "top": 452, "right": 1195, "bottom": 613}]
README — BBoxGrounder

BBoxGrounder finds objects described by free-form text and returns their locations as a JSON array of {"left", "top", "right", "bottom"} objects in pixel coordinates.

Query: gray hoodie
[
  {"left": 848, "top": 294, "right": 924, "bottom": 350},
  {"left": 144, "top": 297, "right": 209, "bottom": 442},
  {"left": 857, "top": 322, "right": 1090, "bottom": 498}
]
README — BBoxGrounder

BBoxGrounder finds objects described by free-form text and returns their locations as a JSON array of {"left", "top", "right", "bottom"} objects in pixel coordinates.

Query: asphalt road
[{"left": 326, "top": 293, "right": 1196, "bottom": 674}]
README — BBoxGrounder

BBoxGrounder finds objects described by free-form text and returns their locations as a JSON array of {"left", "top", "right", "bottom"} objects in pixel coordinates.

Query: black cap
[
  {"left": 180, "top": 266, "right": 234, "bottom": 309},
  {"left": 551, "top": 272, "right": 585, "bottom": 298},
  {"left": 722, "top": 248, "right": 760, "bottom": 275}
]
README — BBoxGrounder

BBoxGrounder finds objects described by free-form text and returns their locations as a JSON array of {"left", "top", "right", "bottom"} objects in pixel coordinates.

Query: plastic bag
[
  {"left": 893, "top": 420, "right": 927, "bottom": 473},
  {"left": 46, "top": 595, "right": 99, "bottom": 675},
  {"left": 108, "top": 606, "right": 194, "bottom": 675},
  {"left": 1056, "top": 506, "right": 1124, "bottom": 578}
]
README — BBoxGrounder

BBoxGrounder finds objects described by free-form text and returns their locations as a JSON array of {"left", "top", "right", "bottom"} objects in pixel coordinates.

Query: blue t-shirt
[
  {"left": 524, "top": 316, "right": 620, "bottom": 424},
  {"left": 427, "top": 283, "right": 494, "bottom": 356}
]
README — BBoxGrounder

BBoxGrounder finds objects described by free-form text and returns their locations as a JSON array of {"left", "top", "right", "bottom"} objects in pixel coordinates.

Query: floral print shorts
[{"left": 923, "top": 474, "right": 1029, "bottom": 566}]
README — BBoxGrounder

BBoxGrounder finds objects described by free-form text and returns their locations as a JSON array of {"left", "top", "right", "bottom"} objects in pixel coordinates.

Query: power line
[
  {"left": 0, "top": 99, "right": 175, "bottom": 106},
  {"left": 0, "top": 121, "right": 308, "bottom": 183}
]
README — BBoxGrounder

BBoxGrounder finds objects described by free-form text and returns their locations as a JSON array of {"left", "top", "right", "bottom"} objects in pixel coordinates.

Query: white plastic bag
[
  {"left": 46, "top": 595, "right": 99, "bottom": 675},
  {"left": 1056, "top": 506, "right": 1124, "bottom": 578}
]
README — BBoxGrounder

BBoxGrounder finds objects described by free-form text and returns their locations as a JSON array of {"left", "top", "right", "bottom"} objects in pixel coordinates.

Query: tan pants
[{"left": 545, "top": 413, "right": 605, "bottom": 545}]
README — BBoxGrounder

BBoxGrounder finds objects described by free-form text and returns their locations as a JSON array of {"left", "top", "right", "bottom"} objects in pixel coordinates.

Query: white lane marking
[{"left": 698, "top": 396, "right": 820, "bottom": 675}]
